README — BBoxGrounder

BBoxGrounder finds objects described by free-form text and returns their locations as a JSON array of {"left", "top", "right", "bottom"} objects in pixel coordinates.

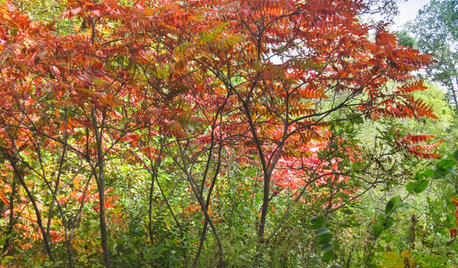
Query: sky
[{"left": 392, "top": 0, "right": 431, "bottom": 28}]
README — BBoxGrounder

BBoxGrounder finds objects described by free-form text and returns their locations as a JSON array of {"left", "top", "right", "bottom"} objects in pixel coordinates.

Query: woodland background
[{"left": 0, "top": 0, "right": 457, "bottom": 267}]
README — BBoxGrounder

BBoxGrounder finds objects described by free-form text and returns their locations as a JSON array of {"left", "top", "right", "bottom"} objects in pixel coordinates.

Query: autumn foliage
[{"left": 0, "top": 0, "right": 447, "bottom": 267}]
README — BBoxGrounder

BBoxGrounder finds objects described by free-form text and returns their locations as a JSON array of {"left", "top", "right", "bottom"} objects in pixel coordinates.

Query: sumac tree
[{"left": 0, "top": 0, "right": 444, "bottom": 267}]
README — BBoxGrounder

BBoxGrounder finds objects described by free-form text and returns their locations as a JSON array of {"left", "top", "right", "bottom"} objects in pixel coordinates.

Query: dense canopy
[{"left": 0, "top": 0, "right": 456, "bottom": 267}]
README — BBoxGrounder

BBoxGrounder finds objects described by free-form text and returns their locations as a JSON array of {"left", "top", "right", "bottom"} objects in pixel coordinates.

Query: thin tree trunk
[
  {"left": 176, "top": 142, "right": 224, "bottom": 267},
  {"left": 148, "top": 141, "right": 163, "bottom": 244},
  {"left": 91, "top": 108, "right": 110, "bottom": 268},
  {"left": 2, "top": 175, "right": 16, "bottom": 254},
  {"left": 192, "top": 146, "right": 222, "bottom": 267},
  {"left": 241, "top": 101, "right": 269, "bottom": 243},
  {"left": 10, "top": 161, "right": 54, "bottom": 262},
  {"left": 453, "top": 77, "right": 458, "bottom": 112}
]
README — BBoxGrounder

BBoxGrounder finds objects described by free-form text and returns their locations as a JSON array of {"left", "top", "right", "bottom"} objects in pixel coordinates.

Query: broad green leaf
[
  {"left": 374, "top": 224, "right": 384, "bottom": 237},
  {"left": 321, "top": 242, "right": 334, "bottom": 252},
  {"left": 413, "top": 180, "right": 429, "bottom": 193},
  {"left": 317, "top": 233, "right": 332, "bottom": 244},
  {"left": 415, "top": 169, "right": 434, "bottom": 180},
  {"left": 322, "top": 251, "right": 334, "bottom": 262},
  {"left": 311, "top": 215, "right": 324, "bottom": 228},
  {"left": 383, "top": 217, "right": 394, "bottom": 229},
  {"left": 434, "top": 168, "right": 449, "bottom": 179},
  {"left": 385, "top": 195, "right": 401, "bottom": 214},
  {"left": 406, "top": 181, "right": 416, "bottom": 193},
  {"left": 406, "top": 180, "right": 429, "bottom": 193},
  {"left": 436, "top": 159, "right": 454, "bottom": 170},
  {"left": 316, "top": 227, "right": 331, "bottom": 236}
]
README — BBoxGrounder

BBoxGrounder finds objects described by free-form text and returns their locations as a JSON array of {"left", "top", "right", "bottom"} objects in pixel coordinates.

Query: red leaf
[{"left": 92, "top": 10, "right": 102, "bottom": 18}]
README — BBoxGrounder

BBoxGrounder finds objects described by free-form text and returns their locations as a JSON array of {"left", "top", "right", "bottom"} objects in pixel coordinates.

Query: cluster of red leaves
[
  {"left": 395, "top": 134, "right": 444, "bottom": 159},
  {"left": 270, "top": 134, "right": 361, "bottom": 209}
]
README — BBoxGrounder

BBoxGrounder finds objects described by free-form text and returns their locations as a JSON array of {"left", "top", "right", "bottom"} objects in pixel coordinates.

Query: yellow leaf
[{"left": 380, "top": 249, "right": 415, "bottom": 268}]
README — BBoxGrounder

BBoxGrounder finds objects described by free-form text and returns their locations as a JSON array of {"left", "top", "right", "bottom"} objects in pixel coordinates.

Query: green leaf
[
  {"left": 155, "top": 67, "right": 169, "bottom": 79},
  {"left": 199, "top": 22, "right": 230, "bottom": 44},
  {"left": 311, "top": 216, "right": 324, "bottom": 229},
  {"left": 413, "top": 180, "right": 429, "bottom": 193},
  {"left": 316, "top": 227, "right": 331, "bottom": 236},
  {"left": 317, "top": 233, "right": 332, "bottom": 244},
  {"left": 1, "top": 256, "right": 15, "bottom": 265},
  {"left": 341, "top": 208, "right": 353, "bottom": 214},
  {"left": 173, "top": 42, "right": 193, "bottom": 57},
  {"left": 434, "top": 168, "right": 449, "bottom": 179},
  {"left": 406, "top": 180, "right": 429, "bottom": 193},
  {"left": 321, "top": 242, "right": 334, "bottom": 252},
  {"left": 383, "top": 217, "right": 395, "bottom": 229},
  {"left": 322, "top": 251, "right": 334, "bottom": 262},
  {"left": 415, "top": 169, "right": 434, "bottom": 180},
  {"left": 385, "top": 195, "right": 401, "bottom": 214},
  {"left": 436, "top": 159, "right": 454, "bottom": 170},
  {"left": 374, "top": 224, "right": 384, "bottom": 237},
  {"left": 406, "top": 181, "right": 416, "bottom": 193},
  {"left": 445, "top": 214, "right": 455, "bottom": 228}
]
